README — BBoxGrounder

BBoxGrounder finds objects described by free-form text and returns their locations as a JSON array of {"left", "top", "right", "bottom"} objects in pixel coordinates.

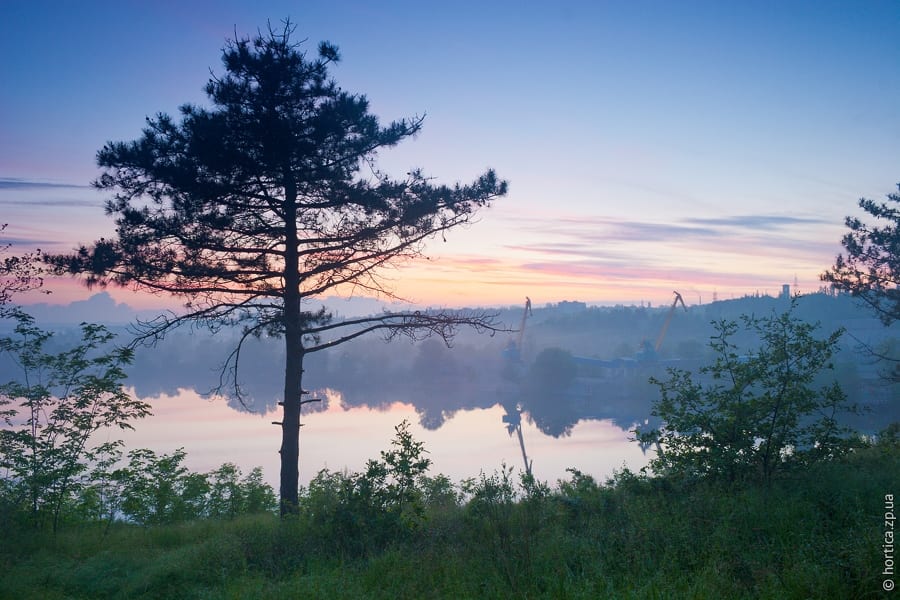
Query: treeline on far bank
[{"left": 2, "top": 428, "right": 898, "bottom": 600}]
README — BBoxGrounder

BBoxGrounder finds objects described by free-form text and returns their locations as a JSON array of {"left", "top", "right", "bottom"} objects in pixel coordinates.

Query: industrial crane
[
  {"left": 654, "top": 291, "right": 686, "bottom": 352},
  {"left": 503, "top": 296, "right": 533, "bottom": 363},
  {"left": 517, "top": 296, "right": 533, "bottom": 350}
]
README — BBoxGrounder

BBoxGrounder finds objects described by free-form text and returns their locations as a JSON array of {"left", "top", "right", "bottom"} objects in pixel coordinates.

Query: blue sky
[{"left": 2, "top": 0, "right": 899, "bottom": 308}]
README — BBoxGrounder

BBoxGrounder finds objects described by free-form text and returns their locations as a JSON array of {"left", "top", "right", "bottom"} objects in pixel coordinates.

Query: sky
[{"left": 2, "top": 0, "right": 899, "bottom": 311}]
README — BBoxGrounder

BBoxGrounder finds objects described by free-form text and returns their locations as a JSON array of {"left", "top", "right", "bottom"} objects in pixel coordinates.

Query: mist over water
[{"left": 3, "top": 292, "right": 897, "bottom": 490}]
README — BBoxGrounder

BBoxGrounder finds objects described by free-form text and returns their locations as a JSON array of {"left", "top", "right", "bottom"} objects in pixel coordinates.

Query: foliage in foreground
[
  {"left": 0, "top": 311, "right": 150, "bottom": 531},
  {"left": 1, "top": 436, "right": 896, "bottom": 600},
  {"left": 0, "top": 313, "right": 277, "bottom": 531},
  {"left": 106, "top": 448, "right": 277, "bottom": 526},
  {"left": 636, "top": 304, "right": 860, "bottom": 483}
]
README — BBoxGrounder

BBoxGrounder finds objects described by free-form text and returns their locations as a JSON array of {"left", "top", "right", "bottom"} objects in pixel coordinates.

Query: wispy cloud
[
  {"left": 684, "top": 215, "right": 830, "bottom": 229},
  {"left": 0, "top": 235, "right": 57, "bottom": 247},
  {"left": 0, "top": 197, "right": 101, "bottom": 208},
  {"left": 0, "top": 178, "right": 99, "bottom": 209},
  {"left": 517, "top": 260, "right": 780, "bottom": 288},
  {"left": 580, "top": 221, "right": 720, "bottom": 243},
  {"left": 396, "top": 210, "right": 843, "bottom": 304},
  {"left": 504, "top": 242, "right": 639, "bottom": 264},
  {"left": 0, "top": 179, "right": 101, "bottom": 209},
  {"left": 505, "top": 212, "right": 838, "bottom": 261},
  {"left": 515, "top": 215, "right": 723, "bottom": 242},
  {"left": 0, "top": 177, "right": 89, "bottom": 190}
]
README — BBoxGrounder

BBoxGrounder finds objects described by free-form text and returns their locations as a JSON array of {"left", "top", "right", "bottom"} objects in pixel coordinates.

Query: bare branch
[{"left": 302, "top": 309, "right": 510, "bottom": 353}]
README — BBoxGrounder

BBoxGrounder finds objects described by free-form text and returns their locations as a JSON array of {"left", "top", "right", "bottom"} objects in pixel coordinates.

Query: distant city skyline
[{"left": 3, "top": 1, "right": 899, "bottom": 310}]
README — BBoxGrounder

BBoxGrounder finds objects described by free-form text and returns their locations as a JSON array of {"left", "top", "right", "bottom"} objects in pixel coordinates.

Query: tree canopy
[
  {"left": 50, "top": 21, "right": 508, "bottom": 514},
  {"left": 822, "top": 183, "right": 900, "bottom": 325}
]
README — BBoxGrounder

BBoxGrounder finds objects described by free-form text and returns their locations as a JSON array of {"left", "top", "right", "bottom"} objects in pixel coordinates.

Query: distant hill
[
  {"left": 11, "top": 292, "right": 157, "bottom": 326},
  {"left": 7, "top": 292, "right": 423, "bottom": 328}
]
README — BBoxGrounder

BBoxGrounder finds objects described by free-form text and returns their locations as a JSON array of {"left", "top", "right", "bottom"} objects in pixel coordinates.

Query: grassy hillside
[{"left": 2, "top": 442, "right": 896, "bottom": 599}]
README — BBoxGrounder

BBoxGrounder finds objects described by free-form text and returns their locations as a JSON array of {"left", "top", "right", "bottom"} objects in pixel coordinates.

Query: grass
[{"left": 1, "top": 444, "right": 896, "bottom": 599}]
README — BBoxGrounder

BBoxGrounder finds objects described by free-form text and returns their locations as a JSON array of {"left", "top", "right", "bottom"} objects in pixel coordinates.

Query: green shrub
[{"left": 636, "top": 304, "right": 860, "bottom": 484}]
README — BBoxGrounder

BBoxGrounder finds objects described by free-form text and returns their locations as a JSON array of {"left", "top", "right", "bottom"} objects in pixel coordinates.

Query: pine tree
[{"left": 51, "top": 21, "right": 507, "bottom": 514}]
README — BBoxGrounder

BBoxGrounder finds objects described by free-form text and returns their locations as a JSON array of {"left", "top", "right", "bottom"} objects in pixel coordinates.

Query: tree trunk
[
  {"left": 280, "top": 173, "right": 302, "bottom": 516},
  {"left": 279, "top": 336, "right": 303, "bottom": 515}
]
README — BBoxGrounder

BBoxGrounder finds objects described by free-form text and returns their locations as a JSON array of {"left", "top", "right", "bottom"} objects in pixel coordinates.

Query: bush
[
  {"left": 636, "top": 303, "right": 860, "bottom": 483},
  {"left": 0, "top": 311, "right": 150, "bottom": 531},
  {"left": 113, "top": 449, "right": 277, "bottom": 525},
  {"left": 297, "top": 419, "right": 436, "bottom": 557}
]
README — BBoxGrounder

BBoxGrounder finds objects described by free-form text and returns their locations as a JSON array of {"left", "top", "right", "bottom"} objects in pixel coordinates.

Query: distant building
[
  {"left": 781, "top": 284, "right": 790, "bottom": 299},
  {"left": 556, "top": 300, "right": 587, "bottom": 313}
]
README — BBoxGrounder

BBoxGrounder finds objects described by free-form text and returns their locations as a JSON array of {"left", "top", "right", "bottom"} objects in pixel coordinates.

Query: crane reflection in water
[{"left": 498, "top": 293, "right": 689, "bottom": 477}]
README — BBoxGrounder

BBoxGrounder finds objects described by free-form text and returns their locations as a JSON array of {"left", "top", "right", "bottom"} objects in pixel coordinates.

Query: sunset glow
[{"left": 2, "top": 3, "right": 898, "bottom": 311}]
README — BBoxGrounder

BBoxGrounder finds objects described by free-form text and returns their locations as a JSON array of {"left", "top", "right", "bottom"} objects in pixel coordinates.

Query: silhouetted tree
[
  {"left": 823, "top": 183, "right": 900, "bottom": 325},
  {"left": 50, "top": 22, "right": 507, "bottom": 514},
  {"left": 823, "top": 183, "right": 900, "bottom": 382}
]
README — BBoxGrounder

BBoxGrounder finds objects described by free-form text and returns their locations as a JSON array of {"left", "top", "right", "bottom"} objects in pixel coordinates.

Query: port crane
[
  {"left": 503, "top": 296, "right": 533, "bottom": 363},
  {"left": 654, "top": 291, "right": 686, "bottom": 352},
  {"left": 516, "top": 296, "right": 533, "bottom": 352}
]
